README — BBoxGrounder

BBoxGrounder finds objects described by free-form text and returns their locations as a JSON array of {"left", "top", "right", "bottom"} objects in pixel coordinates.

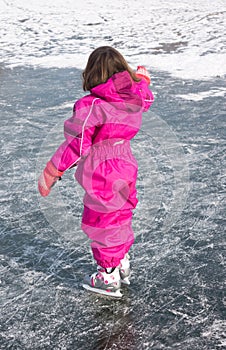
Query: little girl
[{"left": 38, "top": 46, "right": 154, "bottom": 297}]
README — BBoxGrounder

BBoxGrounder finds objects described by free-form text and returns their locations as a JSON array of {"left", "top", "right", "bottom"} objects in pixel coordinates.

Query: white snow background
[{"left": 0, "top": 0, "right": 225, "bottom": 81}]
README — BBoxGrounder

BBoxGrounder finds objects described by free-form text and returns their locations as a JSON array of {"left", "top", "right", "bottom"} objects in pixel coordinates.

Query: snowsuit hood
[{"left": 91, "top": 71, "right": 145, "bottom": 112}]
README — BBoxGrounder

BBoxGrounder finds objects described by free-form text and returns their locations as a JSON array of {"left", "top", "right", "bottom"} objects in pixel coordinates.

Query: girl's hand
[
  {"left": 38, "top": 161, "right": 64, "bottom": 197},
  {"left": 136, "top": 66, "right": 151, "bottom": 85}
]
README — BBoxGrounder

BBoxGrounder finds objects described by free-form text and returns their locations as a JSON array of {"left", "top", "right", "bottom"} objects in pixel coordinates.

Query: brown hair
[{"left": 82, "top": 46, "right": 140, "bottom": 91}]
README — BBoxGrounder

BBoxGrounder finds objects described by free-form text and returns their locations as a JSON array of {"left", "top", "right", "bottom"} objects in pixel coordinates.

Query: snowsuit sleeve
[
  {"left": 137, "top": 79, "right": 154, "bottom": 112},
  {"left": 51, "top": 97, "right": 100, "bottom": 172}
]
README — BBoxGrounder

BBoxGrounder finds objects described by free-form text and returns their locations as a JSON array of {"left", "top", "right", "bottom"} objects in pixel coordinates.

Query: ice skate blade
[
  {"left": 121, "top": 277, "right": 130, "bottom": 285},
  {"left": 82, "top": 284, "right": 122, "bottom": 298}
]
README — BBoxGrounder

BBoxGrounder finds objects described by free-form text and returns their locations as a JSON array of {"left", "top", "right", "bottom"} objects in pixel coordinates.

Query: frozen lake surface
[
  {"left": 0, "top": 0, "right": 226, "bottom": 349},
  {"left": 0, "top": 66, "right": 225, "bottom": 350}
]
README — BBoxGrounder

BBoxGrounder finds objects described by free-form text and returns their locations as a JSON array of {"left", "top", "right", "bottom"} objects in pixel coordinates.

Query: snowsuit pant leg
[{"left": 75, "top": 140, "right": 138, "bottom": 268}]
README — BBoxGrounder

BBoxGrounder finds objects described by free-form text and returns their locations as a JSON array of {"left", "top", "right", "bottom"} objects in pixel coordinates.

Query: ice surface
[{"left": 0, "top": 65, "right": 225, "bottom": 349}]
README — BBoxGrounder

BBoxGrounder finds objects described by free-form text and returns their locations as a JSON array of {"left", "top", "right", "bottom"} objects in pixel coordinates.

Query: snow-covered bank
[{"left": 0, "top": 0, "right": 225, "bottom": 80}]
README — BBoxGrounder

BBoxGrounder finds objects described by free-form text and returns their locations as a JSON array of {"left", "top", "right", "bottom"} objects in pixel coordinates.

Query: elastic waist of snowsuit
[{"left": 90, "top": 139, "right": 131, "bottom": 160}]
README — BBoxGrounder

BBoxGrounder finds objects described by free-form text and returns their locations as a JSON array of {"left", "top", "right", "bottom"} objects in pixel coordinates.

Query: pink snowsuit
[{"left": 51, "top": 71, "right": 154, "bottom": 268}]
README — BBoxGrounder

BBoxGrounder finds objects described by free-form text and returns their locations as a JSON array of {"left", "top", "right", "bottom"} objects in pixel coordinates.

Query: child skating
[{"left": 38, "top": 46, "right": 154, "bottom": 298}]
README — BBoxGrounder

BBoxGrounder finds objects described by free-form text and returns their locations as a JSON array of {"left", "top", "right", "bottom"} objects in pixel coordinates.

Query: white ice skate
[
  {"left": 119, "top": 254, "right": 131, "bottom": 285},
  {"left": 83, "top": 266, "right": 122, "bottom": 298}
]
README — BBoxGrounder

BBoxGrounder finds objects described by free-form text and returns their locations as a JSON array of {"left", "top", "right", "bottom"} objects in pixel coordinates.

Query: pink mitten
[
  {"left": 136, "top": 66, "right": 151, "bottom": 84},
  {"left": 38, "top": 161, "right": 64, "bottom": 197}
]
